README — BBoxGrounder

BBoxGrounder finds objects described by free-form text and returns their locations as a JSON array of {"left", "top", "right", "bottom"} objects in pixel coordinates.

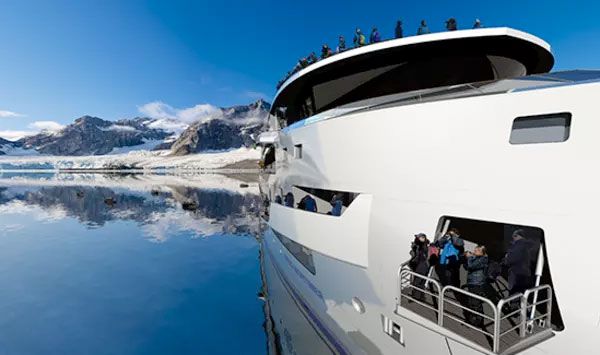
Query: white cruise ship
[{"left": 257, "top": 27, "right": 600, "bottom": 355}]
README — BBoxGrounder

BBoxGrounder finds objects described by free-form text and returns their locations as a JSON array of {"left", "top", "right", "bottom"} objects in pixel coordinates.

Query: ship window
[
  {"left": 510, "top": 113, "right": 571, "bottom": 144},
  {"left": 293, "top": 144, "right": 302, "bottom": 159},
  {"left": 290, "top": 186, "right": 358, "bottom": 216},
  {"left": 273, "top": 229, "right": 316, "bottom": 274}
]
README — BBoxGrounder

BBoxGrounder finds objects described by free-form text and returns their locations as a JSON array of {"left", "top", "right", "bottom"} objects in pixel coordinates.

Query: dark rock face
[
  {"left": 19, "top": 116, "right": 170, "bottom": 156},
  {"left": 170, "top": 99, "right": 270, "bottom": 156}
]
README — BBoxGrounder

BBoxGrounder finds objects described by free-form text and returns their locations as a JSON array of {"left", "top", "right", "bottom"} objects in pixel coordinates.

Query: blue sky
[{"left": 1, "top": 0, "right": 600, "bottom": 140}]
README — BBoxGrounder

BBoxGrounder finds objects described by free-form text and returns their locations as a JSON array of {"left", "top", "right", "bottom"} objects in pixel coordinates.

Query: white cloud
[
  {"left": 138, "top": 101, "right": 222, "bottom": 124},
  {"left": 0, "top": 110, "right": 24, "bottom": 118},
  {"left": 0, "top": 121, "right": 64, "bottom": 141},
  {"left": 0, "top": 130, "right": 35, "bottom": 141},
  {"left": 146, "top": 119, "right": 188, "bottom": 133},
  {"left": 102, "top": 124, "right": 136, "bottom": 132},
  {"left": 28, "top": 121, "right": 64, "bottom": 132}
]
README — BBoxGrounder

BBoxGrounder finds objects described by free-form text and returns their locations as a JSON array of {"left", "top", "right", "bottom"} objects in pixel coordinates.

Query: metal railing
[{"left": 397, "top": 266, "right": 554, "bottom": 354}]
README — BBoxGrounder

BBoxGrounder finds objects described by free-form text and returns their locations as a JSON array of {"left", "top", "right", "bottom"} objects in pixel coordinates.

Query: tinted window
[{"left": 510, "top": 113, "right": 571, "bottom": 144}]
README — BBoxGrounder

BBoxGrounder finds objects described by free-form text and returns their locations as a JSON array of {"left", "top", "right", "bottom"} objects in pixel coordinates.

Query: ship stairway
[{"left": 395, "top": 266, "right": 554, "bottom": 354}]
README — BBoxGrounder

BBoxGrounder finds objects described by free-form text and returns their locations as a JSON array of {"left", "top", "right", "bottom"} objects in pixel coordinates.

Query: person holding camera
[
  {"left": 409, "top": 233, "right": 430, "bottom": 301},
  {"left": 465, "top": 245, "right": 489, "bottom": 327},
  {"left": 434, "top": 228, "right": 465, "bottom": 287}
]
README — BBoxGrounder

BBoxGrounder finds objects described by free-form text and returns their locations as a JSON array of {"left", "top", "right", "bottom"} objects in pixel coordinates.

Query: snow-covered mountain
[
  {"left": 1, "top": 100, "right": 270, "bottom": 157},
  {"left": 19, "top": 116, "right": 171, "bottom": 156},
  {"left": 170, "top": 99, "right": 270, "bottom": 155}
]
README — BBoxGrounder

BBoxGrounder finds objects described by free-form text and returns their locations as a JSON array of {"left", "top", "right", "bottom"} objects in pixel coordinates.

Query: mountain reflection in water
[{"left": 0, "top": 173, "right": 267, "bottom": 355}]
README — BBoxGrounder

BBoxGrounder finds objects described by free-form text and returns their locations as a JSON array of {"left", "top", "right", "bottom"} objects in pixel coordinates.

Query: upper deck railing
[{"left": 397, "top": 266, "right": 553, "bottom": 354}]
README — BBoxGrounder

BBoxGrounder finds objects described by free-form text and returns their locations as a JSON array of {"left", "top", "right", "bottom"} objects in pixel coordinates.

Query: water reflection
[
  {"left": 0, "top": 173, "right": 267, "bottom": 355},
  {"left": 0, "top": 173, "right": 262, "bottom": 241}
]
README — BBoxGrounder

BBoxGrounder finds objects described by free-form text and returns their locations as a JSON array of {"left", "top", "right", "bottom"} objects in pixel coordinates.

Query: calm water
[{"left": 0, "top": 173, "right": 267, "bottom": 355}]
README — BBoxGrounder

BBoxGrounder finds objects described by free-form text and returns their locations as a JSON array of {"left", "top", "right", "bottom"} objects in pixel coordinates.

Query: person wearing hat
[
  {"left": 445, "top": 17, "right": 458, "bottom": 31},
  {"left": 503, "top": 229, "right": 534, "bottom": 296},
  {"left": 409, "top": 233, "right": 431, "bottom": 301},
  {"left": 321, "top": 44, "right": 332, "bottom": 59},
  {"left": 473, "top": 18, "right": 482, "bottom": 29}
]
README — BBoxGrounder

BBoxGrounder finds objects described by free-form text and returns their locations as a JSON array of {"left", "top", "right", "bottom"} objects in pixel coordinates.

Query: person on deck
[
  {"left": 409, "top": 233, "right": 431, "bottom": 301},
  {"left": 445, "top": 17, "right": 458, "bottom": 31},
  {"left": 395, "top": 20, "right": 403, "bottom": 38},
  {"left": 336, "top": 35, "right": 346, "bottom": 53},
  {"left": 329, "top": 193, "right": 343, "bottom": 216},
  {"left": 473, "top": 18, "right": 482, "bottom": 28},
  {"left": 465, "top": 245, "right": 489, "bottom": 327},
  {"left": 434, "top": 228, "right": 464, "bottom": 287},
  {"left": 417, "top": 20, "right": 430, "bottom": 35},
  {"left": 299, "top": 194, "right": 317, "bottom": 212},
  {"left": 321, "top": 44, "right": 333, "bottom": 59},
  {"left": 503, "top": 229, "right": 533, "bottom": 296},
  {"left": 284, "top": 192, "right": 294, "bottom": 207},
  {"left": 369, "top": 27, "right": 381, "bottom": 43},
  {"left": 353, "top": 28, "right": 366, "bottom": 47},
  {"left": 307, "top": 52, "right": 318, "bottom": 64}
]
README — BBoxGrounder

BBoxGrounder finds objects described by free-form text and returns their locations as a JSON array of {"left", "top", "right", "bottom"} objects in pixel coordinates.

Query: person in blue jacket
[
  {"left": 434, "top": 228, "right": 464, "bottom": 287},
  {"left": 370, "top": 27, "right": 381, "bottom": 43},
  {"left": 299, "top": 194, "right": 317, "bottom": 212},
  {"left": 329, "top": 193, "right": 343, "bottom": 216}
]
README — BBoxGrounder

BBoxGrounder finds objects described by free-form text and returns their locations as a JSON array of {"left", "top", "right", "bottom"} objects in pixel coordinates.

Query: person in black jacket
[
  {"left": 409, "top": 233, "right": 430, "bottom": 301},
  {"left": 395, "top": 20, "right": 403, "bottom": 38},
  {"left": 503, "top": 229, "right": 533, "bottom": 296},
  {"left": 465, "top": 245, "right": 489, "bottom": 327}
]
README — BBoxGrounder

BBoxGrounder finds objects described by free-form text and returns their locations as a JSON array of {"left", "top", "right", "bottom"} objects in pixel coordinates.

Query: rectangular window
[
  {"left": 510, "top": 112, "right": 571, "bottom": 144},
  {"left": 273, "top": 229, "right": 316, "bottom": 274},
  {"left": 293, "top": 144, "right": 302, "bottom": 159}
]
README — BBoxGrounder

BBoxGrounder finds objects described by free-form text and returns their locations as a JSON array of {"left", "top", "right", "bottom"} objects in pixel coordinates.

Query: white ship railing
[{"left": 397, "top": 266, "right": 553, "bottom": 354}]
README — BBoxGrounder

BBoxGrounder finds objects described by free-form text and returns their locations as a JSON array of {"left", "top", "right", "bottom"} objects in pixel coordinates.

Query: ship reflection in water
[{"left": 0, "top": 173, "right": 271, "bottom": 355}]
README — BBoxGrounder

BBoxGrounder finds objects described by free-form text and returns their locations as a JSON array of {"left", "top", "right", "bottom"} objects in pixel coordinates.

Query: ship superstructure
[{"left": 259, "top": 27, "right": 600, "bottom": 355}]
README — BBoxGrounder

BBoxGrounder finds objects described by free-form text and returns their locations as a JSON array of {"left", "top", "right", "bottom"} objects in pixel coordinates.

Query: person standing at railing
[
  {"left": 353, "top": 28, "right": 366, "bottom": 47},
  {"left": 336, "top": 36, "right": 346, "bottom": 53},
  {"left": 434, "top": 228, "right": 465, "bottom": 288},
  {"left": 409, "top": 233, "right": 431, "bottom": 301},
  {"left": 395, "top": 20, "right": 403, "bottom": 39},
  {"left": 417, "top": 20, "right": 430, "bottom": 35},
  {"left": 445, "top": 17, "right": 458, "bottom": 31},
  {"left": 465, "top": 245, "right": 489, "bottom": 328},
  {"left": 321, "top": 44, "right": 333, "bottom": 59},
  {"left": 369, "top": 27, "right": 381, "bottom": 44},
  {"left": 503, "top": 229, "right": 533, "bottom": 296}
]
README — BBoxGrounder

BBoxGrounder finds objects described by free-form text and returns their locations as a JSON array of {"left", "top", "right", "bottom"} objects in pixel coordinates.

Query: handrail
[
  {"left": 523, "top": 285, "right": 553, "bottom": 336},
  {"left": 398, "top": 268, "right": 443, "bottom": 326},
  {"left": 396, "top": 266, "right": 554, "bottom": 354},
  {"left": 442, "top": 285, "right": 500, "bottom": 351}
]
